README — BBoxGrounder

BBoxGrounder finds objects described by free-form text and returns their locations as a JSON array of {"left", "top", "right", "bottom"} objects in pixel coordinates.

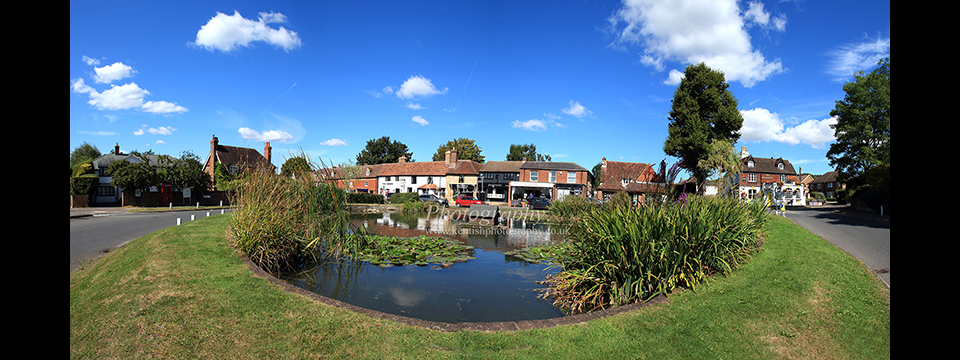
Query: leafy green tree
[
  {"left": 107, "top": 159, "right": 159, "bottom": 191},
  {"left": 663, "top": 62, "right": 743, "bottom": 194},
  {"left": 159, "top": 151, "right": 212, "bottom": 191},
  {"left": 280, "top": 156, "right": 312, "bottom": 177},
  {"left": 70, "top": 142, "right": 101, "bottom": 168},
  {"left": 69, "top": 159, "right": 98, "bottom": 195},
  {"left": 591, "top": 162, "right": 602, "bottom": 188},
  {"left": 506, "top": 143, "right": 551, "bottom": 161},
  {"left": 356, "top": 136, "right": 414, "bottom": 165},
  {"left": 827, "top": 58, "right": 890, "bottom": 186},
  {"left": 697, "top": 139, "right": 741, "bottom": 196},
  {"left": 432, "top": 138, "right": 485, "bottom": 163}
]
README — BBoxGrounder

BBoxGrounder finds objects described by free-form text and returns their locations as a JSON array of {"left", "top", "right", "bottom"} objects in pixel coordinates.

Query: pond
[{"left": 279, "top": 210, "right": 570, "bottom": 323}]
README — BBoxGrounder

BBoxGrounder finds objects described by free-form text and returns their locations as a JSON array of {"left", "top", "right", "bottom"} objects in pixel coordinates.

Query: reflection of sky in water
[{"left": 282, "top": 212, "right": 568, "bottom": 323}]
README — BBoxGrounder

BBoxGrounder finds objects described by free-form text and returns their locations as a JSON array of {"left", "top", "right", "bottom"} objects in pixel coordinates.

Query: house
[
  {"left": 736, "top": 147, "right": 806, "bottom": 205},
  {"left": 809, "top": 171, "right": 845, "bottom": 199},
  {"left": 443, "top": 150, "right": 483, "bottom": 203},
  {"left": 90, "top": 143, "right": 180, "bottom": 206},
  {"left": 90, "top": 143, "right": 145, "bottom": 204},
  {"left": 511, "top": 160, "right": 593, "bottom": 202},
  {"left": 314, "top": 164, "right": 380, "bottom": 193},
  {"left": 202, "top": 134, "right": 274, "bottom": 189},
  {"left": 596, "top": 158, "right": 669, "bottom": 203},
  {"left": 478, "top": 161, "right": 523, "bottom": 204}
]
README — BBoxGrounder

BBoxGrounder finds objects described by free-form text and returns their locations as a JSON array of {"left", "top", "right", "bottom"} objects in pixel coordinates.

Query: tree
[
  {"left": 432, "top": 138, "right": 485, "bottom": 163},
  {"left": 280, "top": 156, "right": 312, "bottom": 177},
  {"left": 826, "top": 58, "right": 890, "bottom": 186},
  {"left": 696, "top": 139, "right": 741, "bottom": 196},
  {"left": 159, "top": 151, "right": 212, "bottom": 191},
  {"left": 591, "top": 163, "right": 602, "bottom": 188},
  {"left": 663, "top": 62, "right": 743, "bottom": 194},
  {"left": 107, "top": 159, "right": 159, "bottom": 191},
  {"left": 506, "top": 143, "right": 551, "bottom": 161},
  {"left": 355, "top": 136, "right": 414, "bottom": 165},
  {"left": 70, "top": 142, "right": 101, "bottom": 168}
]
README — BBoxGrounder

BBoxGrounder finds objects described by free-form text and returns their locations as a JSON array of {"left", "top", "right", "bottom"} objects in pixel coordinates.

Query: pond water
[{"left": 280, "top": 211, "right": 569, "bottom": 323}]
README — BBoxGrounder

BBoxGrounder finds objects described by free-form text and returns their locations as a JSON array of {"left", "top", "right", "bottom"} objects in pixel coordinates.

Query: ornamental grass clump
[
  {"left": 230, "top": 152, "right": 364, "bottom": 275},
  {"left": 539, "top": 195, "right": 768, "bottom": 314}
]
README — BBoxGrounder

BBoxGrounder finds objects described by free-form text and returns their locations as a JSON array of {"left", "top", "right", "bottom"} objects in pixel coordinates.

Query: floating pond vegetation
[{"left": 345, "top": 234, "right": 476, "bottom": 268}]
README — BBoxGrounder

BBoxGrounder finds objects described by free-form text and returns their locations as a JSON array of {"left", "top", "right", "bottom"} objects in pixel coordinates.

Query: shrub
[
  {"left": 549, "top": 196, "right": 597, "bottom": 220},
  {"left": 389, "top": 192, "right": 419, "bottom": 204},
  {"left": 70, "top": 174, "right": 99, "bottom": 196},
  {"left": 540, "top": 195, "right": 768, "bottom": 314}
]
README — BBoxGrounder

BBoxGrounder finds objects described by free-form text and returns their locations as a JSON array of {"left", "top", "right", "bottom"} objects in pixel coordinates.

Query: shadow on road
[{"left": 787, "top": 206, "right": 889, "bottom": 229}]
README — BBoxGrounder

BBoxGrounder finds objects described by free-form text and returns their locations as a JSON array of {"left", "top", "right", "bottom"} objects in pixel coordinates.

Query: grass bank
[{"left": 70, "top": 214, "right": 889, "bottom": 359}]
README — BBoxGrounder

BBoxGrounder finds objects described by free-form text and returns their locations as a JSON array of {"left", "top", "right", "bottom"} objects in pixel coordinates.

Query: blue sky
[{"left": 70, "top": 0, "right": 890, "bottom": 177}]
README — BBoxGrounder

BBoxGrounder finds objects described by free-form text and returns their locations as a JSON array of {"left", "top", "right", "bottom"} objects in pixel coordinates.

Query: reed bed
[
  {"left": 229, "top": 154, "right": 365, "bottom": 275},
  {"left": 540, "top": 195, "right": 768, "bottom": 314}
]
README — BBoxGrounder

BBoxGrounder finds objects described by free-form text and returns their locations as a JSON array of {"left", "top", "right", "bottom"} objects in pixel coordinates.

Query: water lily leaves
[{"left": 345, "top": 234, "right": 475, "bottom": 268}]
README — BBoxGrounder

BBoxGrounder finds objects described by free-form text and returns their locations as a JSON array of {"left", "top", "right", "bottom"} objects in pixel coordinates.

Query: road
[
  {"left": 778, "top": 205, "right": 890, "bottom": 288},
  {"left": 70, "top": 207, "right": 233, "bottom": 273}
]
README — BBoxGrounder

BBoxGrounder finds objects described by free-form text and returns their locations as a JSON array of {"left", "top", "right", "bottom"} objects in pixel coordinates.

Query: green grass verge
[{"left": 70, "top": 214, "right": 889, "bottom": 359}]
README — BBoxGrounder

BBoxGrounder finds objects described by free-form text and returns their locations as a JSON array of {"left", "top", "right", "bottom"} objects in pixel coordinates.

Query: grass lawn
[{"left": 70, "top": 214, "right": 889, "bottom": 359}]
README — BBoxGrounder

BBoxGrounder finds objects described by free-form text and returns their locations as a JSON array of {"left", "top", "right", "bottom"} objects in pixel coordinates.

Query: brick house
[
  {"left": 809, "top": 171, "right": 845, "bottom": 199},
  {"left": 736, "top": 147, "right": 806, "bottom": 205},
  {"left": 202, "top": 134, "right": 274, "bottom": 189},
  {"left": 596, "top": 157, "right": 668, "bottom": 203},
  {"left": 316, "top": 164, "right": 380, "bottom": 193},
  {"left": 478, "top": 161, "right": 523, "bottom": 204},
  {"left": 511, "top": 160, "right": 593, "bottom": 202}
]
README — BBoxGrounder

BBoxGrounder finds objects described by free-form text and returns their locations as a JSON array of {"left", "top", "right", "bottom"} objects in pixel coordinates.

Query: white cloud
[
  {"left": 405, "top": 102, "right": 424, "bottom": 110},
  {"left": 93, "top": 62, "right": 137, "bottom": 84},
  {"left": 82, "top": 56, "right": 101, "bottom": 66},
  {"left": 395, "top": 75, "right": 448, "bottom": 99},
  {"left": 134, "top": 125, "right": 177, "bottom": 136},
  {"left": 411, "top": 115, "right": 429, "bottom": 126},
  {"left": 71, "top": 78, "right": 187, "bottom": 115},
  {"left": 237, "top": 127, "right": 294, "bottom": 142},
  {"left": 78, "top": 130, "right": 115, "bottom": 136},
  {"left": 826, "top": 35, "right": 889, "bottom": 82},
  {"left": 511, "top": 119, "right": 548, "bottom": 132},
  {"left": 561, "top": 101, "right": 592, "bottom": 118},
  {"left": 320, "top": 138, "right": 349, "bottom": 146},
  {"left": 193, "top": 11, "right": 302, "bottom": 53},
  {"left": 743, "top": 1, "right": 787, "bottom": 32},
  {"left": 607, "top": 0, "right": 784, "bottom": 87},
  {"left": 739, "top": 108, "right": 837, "bottom": 148}
]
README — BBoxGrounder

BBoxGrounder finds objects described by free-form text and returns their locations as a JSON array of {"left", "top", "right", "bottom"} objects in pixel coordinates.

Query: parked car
[
  {"left": 454, "top": 195, "right": 483, "bottom": 207},
  {"left": 527, "top": 197, "right": 552, "bottom": 210},
  {"left": 419, "top": 194, "right": 448, "bottom": 206}
]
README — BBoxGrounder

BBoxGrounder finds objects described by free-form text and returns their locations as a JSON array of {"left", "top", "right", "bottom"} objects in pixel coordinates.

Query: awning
[{"left": 509, "top": 181, "right": 554, "bottom": 188}]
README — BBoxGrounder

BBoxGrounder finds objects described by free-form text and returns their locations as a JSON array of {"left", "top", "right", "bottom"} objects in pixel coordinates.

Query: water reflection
[{"left": 281, "top": 211, "right": 569, "bottom": 323}]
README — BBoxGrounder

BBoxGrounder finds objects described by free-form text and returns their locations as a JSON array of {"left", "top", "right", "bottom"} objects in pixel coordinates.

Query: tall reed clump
[
  {"left": 229, "top": 152, "right": 364, "bottom": 275},
  {"left": 548, "top": 195, "right": 599, "bottom": 220},
  {"left": 540, "top": 195, "right": 768, "bottom": 314}
]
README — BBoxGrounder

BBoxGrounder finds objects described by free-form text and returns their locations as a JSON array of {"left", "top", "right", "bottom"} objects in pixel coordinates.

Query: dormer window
[
  {"left": 777, "top": 163, "right": 784, "bottom": 170},
  {"left": 747, "top": 160, "right": 755, "bottom": 168}
]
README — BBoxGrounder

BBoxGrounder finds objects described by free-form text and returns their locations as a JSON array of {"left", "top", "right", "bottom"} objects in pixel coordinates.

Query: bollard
[
  {"left": 220, "top": 200, "right": 223, "bottom": 207},
  {"left": 169, "top": 203, "right": 173, "bottom": 209},
  {"left": 191, "top": 214, "right": 195, "bottom": 221},
  {"left": 196, "top": 202, "right": 200, "bottom": 208},
  {"left": 221, "top": 209, "right": 225, "bottom": 215},
  {"left": 177, "top": 218, "right": 181, "bottom": 226},
  {"left": 207, "top": 211, "right": 210, "bottom": 217}
]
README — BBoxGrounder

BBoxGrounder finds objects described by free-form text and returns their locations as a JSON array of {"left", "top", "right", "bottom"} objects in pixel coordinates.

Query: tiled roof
[
  {"left": 479, "top": 161, "right": 524, "bottom": 173},
  {"left": 598, "top": 160, "right": 654, "bottom": 191},
  {"left": 214, "top": 144, "right": 270, "bottom": 168},
  {"left": 520, "top": 161, "right": 588, "bottom": 172},
  {"left": 375, "top": 162, "right": 453, "bottom": 176},
  {"left": 448, "top": 160, "right": 483, "bottom": 175},
  {"left": 740, "top": 156, "right": 796, "bottom": 175},
  {"left": 810, "top": 171, "right": 839, "bottom": 184}
]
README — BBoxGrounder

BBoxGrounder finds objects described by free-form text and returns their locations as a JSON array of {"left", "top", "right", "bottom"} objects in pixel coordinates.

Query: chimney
[
  {"left": 398, "top": 155, "right": 407, "bottom": 163},
  {"left": 740, "top": 146, "right": 749, "bottom": 159},
  {"left": 444, "top": 150, "right": 451, "bottom": 164},
  {"left": 264, "top": 142, "right": 272, "bottom": 164},
  {"left": 211, "top": 135, "right": 219, "bottom": 159},
  {"left": 114, "top": 142, "right": 120, "bottom": 155}
]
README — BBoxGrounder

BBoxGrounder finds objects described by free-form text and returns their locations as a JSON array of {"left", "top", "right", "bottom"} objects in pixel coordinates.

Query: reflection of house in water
[{"left": 504, "top": 218, "right": 563, "bottom": 248}]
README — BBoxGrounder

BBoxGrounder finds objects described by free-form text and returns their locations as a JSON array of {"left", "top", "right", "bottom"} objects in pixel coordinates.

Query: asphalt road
[
  {"left": 70, "top": 207, "right": 233, "bottom": 273},
  {"left": 778, "top": 205, "right": 890, "bottom": 288}
]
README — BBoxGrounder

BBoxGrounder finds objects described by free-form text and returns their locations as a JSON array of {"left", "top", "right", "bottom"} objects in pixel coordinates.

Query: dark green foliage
[
  {"left": 539, "top": 195, "right": 768, "bottom": 314},
  {"left": 389, "top": 192, "right": 419, "bottom": 204},
  {"left": 355, "top": 136, "right": 414, "bottom": 165},
  {"left": 70, "top": 175, "right": 99, "bottom": 195},
  {"left": 432, "top": 138, "right": 485, "bottom": 163},
  {"left": 827, "top": 58, "right": 890, "bottom": 185},
  {"left": 107, "top": 159, "right": 160, "bottom": 191},
  {"left": 506, "top": 143, "right": 551, "bottom": 161},
  {"left": 280, "top": 156, "right": 312, "bottom": 177},
  {"left": 663, "top": 63, "right": 743, "bottom": 193}
]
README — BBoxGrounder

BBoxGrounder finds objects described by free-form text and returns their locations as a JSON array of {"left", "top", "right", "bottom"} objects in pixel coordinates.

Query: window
[
  {"left": 97, "top": 185, "right": 115, "bottom": 196},
  {"left": 427, "top": 176, "right": 434, "bottom": 184},
  {"left": 567, "top": 172, "right": 576, "bottom": 183},
  {"left": 459, "top": 175, "right": 464, "bottom": 183},
  {"left": 748, "top": 173, "right": 757, "bottom": 182},
  {"left": 530, "top": 171, "right": 538, "bottom": 181},
  {"left": 747, "top": 160, "right": 755, "bottom": 168},
  {"left": 777, "top": 163, "right": 784, "bottom": 169},
  {"left": 780, "top": 174, "right": 786, "bottom": 182},
  {"left": 828, "top": 182, "right": 833, "bottom": 188},
  {"left": 549, "top": 171, "right": 556, "bottom": 182},
  {"left": 364, "top": 181, "right": 368, "bottom": 187},
  {"left": 411, "top": 176, "right": 417, "bottom": 184}
]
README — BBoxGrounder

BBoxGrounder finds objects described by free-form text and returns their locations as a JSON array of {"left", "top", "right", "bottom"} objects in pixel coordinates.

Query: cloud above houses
[
  {"left": 739, "top": 107, "right": 837, "bottom": 148},
  {"left": 133, "top": 124, "right": 177, "bottom": 136},
  {"left": 607, "top": 0, "right": 785, "bottom": 87},
  {"left": 411, "top": 115, "right": 429, "bottom": 126},
  {"left": 193, "top": 11, "right": 302, "bottom": 53},
  {"left": 238, "top": 127, "right": 294, "bottom": 142},
  {"left": 320, "top": 138, "right": 349, "bottom": 146},
  {"left": 71, "top": 58, "right": 188, "bottom": 115},
  {"left": 394, "top": 75, "right": 449, "bottom": 99},
  {"left": 825, "top": 35, "right": 889, "bottom": 82},
  {"left": 561, "top": 100, "right": 592, "bottom": 118}
]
